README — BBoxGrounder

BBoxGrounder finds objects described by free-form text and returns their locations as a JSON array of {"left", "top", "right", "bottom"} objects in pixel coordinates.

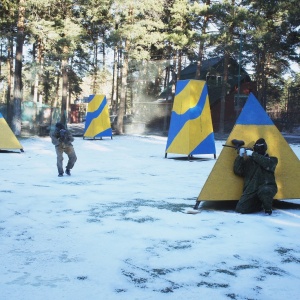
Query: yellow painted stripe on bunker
[
  {"left": 87, "top": 95, "right": 105, "bottom": 113},
  {"left": 84, "top": 106, "right": 110, "bottom": 137},
  {"left": 167, "top": 97, "right": 213, "bottom": 154},
  {"left": 172, "top": 80, "right": 205, "bottom": 115}
]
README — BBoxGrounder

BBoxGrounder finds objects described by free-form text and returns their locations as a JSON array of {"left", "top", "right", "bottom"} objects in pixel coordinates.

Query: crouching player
[{"left": 234, "top": 138, "right": 278, "bottom": 215}]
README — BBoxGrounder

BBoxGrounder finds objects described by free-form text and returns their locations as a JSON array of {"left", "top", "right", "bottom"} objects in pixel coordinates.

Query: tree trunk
[
  {"left": 33, "top": 37, "right": 44, "bottom": 104},
  {"left": 61, "top": 60, "right": 68, "bottom": 125},
  {"left": 52, "top": 73, "right": 60, "bottom": 109},
  {"left": 111, "top": 45, "right": 118, "bottom": 114},
  {"left": 92, "top": 41, "right": 98, "bottom": 94},
  {"left": 195, "top": 0, "right": 210, "bottom": 79},
  {"left": 102, "top": 32, "right": 106, "bottom": 69},
  {"left": 0, "top": 44, "right": 2, "bottom": 77},
  {"left": 256, "top": 49, "right": 267, "bottom": 109},
  {"left": 177, "top": 50, "right": 182, "bottom": 81},
  {"left": 12, "top": 0, "right": 26, "bottom": 136},
  {"left": 116, "top": 40, "right": 128, "bottom": 135},
  {"left": 6, "top": 36, "right": 14, "bottom": 126},
  {"left": 61, "top": 45, "right": 69, "bottom": 125},
  {"left": 219, "top": 52, "right": 229, "bottom": 134},
  {"left": 219, "top": 0, "right": 234, "bottom": 134},
  {"left": 31, "top": 42, "right": 36, "bottom": 102}
]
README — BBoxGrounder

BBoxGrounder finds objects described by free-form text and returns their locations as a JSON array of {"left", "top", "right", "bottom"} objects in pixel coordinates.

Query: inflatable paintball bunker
[
  {"left": 196, "top": 93, "right": 300, "bottom": 205},
  {"left": 0, "top": 113, "right": 23, "bottom": 152},
  {"left": 83, "top": 95, "right": 112, "bottom": 139},
  {"left": 165, "top": 80, "right": 216, "bottom": 158}
]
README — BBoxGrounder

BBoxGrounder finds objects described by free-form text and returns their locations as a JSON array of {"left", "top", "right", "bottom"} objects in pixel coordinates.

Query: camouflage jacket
[
  {"left": 233, "top": 152, "right": 278, "bottom": 195},
  {"left": 50, "top": 128, "right": 74, "bottom": 147}
]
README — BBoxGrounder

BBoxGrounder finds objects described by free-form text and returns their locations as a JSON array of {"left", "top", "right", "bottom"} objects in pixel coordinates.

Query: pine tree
[
  {"left": 12, "top": 0, "right": 26, "bottom": 136},
  {"left": 243, "top": 0, "right": 300, "bottom": 109},
  {"left": 209, "top": 0, "right": 248, "bottom": 133},
  {"left": 109, "top": 0, "right": 165, "bottom": 134}
]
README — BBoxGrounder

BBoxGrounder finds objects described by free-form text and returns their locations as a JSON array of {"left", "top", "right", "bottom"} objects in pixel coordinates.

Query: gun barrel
[{"left": 222, "top": 144, "right": 237, "bottom": 149}]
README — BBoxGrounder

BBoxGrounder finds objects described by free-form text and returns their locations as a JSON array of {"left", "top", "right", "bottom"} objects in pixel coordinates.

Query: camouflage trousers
[
  {"left": 235, "top": 184, "right": 277, "bottom": 214},
  {"left": 55, "top": 144, "right": 77, "bottom": 175}
]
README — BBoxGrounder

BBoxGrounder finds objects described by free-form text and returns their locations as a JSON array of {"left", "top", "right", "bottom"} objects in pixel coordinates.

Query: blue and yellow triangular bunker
[
  {"left": 83, "top": 95, "right": 112, "bottom": 139},
  {"left": 0, "top": 113, "right": 23, "bottom": 152},
  {"left": 165, "top": 80, "right": 216, "bottom": 157},
  {"left": 197, "top": 93, "right": 300, "bottom": 201}
]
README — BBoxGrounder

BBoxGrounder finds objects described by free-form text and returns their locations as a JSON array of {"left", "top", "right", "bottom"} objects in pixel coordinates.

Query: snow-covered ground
[{"left": 1, "top": 135, "right": 300, "bottom": 300}]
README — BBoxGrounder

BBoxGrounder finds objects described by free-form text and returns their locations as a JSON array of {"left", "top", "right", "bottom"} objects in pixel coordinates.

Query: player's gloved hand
[
  {"left": 55, "top": 130, "right": 60, "bottom": 138},
  {"left": 239, "top": 148, "right": 245, "bottom": 157},
  {"left": 59, "top": 129, "right": 66, "bottom": 137},
  {"left": 245, "top": 150, "right": 253, "bottom": 156},
  {"left": 59, "top": 129, "right": 67, "bottom": 142}
]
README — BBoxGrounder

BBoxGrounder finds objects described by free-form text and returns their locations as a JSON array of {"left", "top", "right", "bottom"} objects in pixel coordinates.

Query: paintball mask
[
  {"left": 253, "top": 138, "right": 267, "bottom": 155},
  {"left": 55, "top": 122, "right": 65, "bottom": 130},
  {"left": 55, "top": 122, "right": 66, "bottom": 140}
]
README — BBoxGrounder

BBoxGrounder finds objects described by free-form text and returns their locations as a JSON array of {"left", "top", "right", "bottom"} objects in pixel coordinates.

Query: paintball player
[
  {"left": 50, "top": 122, "right": 77, "bottom": 177},
  {"left": 233, "top": 138, "right": 278, "bottom": 215}
]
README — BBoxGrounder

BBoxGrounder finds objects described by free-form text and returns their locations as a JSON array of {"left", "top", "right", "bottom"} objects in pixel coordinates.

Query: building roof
[
  {"left": 180, "top": 57, "right": 223, "bottom": 79},
  {"left": 158, "top": 56, "right": 252, "bottom": 105}
]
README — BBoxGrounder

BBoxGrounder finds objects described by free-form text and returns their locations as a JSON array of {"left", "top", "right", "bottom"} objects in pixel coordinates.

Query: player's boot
[{"left": 264, "top": 209, "right": 272, "bottom": 215}]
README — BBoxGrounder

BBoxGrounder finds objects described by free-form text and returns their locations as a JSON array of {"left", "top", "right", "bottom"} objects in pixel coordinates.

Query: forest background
[{"left": 0, "top": 0, "right": 300, "bottom": 136}]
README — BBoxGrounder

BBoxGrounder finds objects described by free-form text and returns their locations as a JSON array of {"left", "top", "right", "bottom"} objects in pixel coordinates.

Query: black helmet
[
  {"left": 55, "top": 122, "right": 65, "bottom": 130},
  {"left": 253, "top": 138, "right": 267, "bottom": 154}
]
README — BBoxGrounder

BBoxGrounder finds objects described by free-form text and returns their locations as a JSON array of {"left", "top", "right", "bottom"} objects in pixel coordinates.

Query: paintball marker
[
  {"left": 56, "top": 129, "right": 67, "bottom": 142},
  {"left": 59, "top": 129, "right": 67, "bottom": 138},
  {"left": 223, "top": 139, "right": 253, "bottom": 154}
]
